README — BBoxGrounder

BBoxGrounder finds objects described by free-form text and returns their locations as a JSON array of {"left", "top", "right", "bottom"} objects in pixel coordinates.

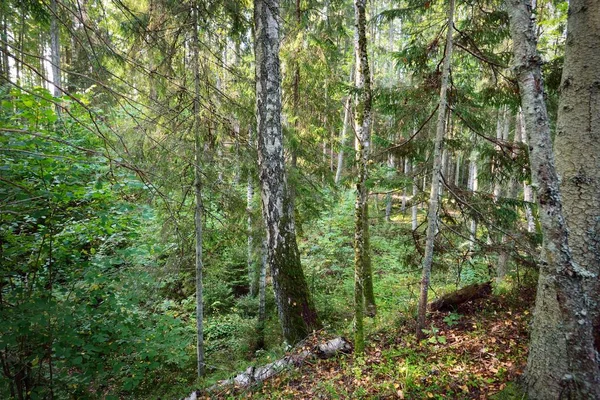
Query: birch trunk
[
  {"left": 506, "top": 0, "right": 600, "bottom": 397},
  {"left": 191, "top": 3, "right": 204, "bottom": 377},
  {"left": 468, "top": 142, "right": 478, "bottom": 252},
  {"left": 416, "top": 0, "right": 454, "bottom": 340},
  {"left": 254, "top": 0, "right": 320, "bottom": 345},
  {"left": 50, "top": 0, "right": 61, "bottom": 98},
  {"left": 335, "top": 92, "right": 352, "bottom": 185}
]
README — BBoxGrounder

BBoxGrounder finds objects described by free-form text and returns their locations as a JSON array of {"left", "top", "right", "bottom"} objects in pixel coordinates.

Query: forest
[{"left": 0, "top": 0, "right": 599, "bottom": 398}]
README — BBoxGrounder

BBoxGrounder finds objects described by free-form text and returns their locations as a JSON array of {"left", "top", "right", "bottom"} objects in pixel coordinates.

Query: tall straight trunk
[
  {"left": 352, "top": 0, "right": 375, "bottom": 355},
  {"left": 416, "top": 0, "right": 454, "bottom": 340},
  {"left": 468, "top": 141, "right": 478, "bottom": 251},
  {"left": 335, "top": 91, "right": 352, "bottom": 185},
  {"left": 50, "top": 0, "right": 61, "bottom": 98},
  {"left": 254, "top": 0, "right": 320, "bottom": 345},
  {"left": 385, "top": 153, "right": 395, "bottom": 221},
  {"left": 190, "top": 3, "right": 204, "bottom": 378},
  {"left": 288, "top": 0, "right": 301, "bottom": 202},
  {"left": 256, "top": 238, "right": 268, "bottom": 349},
  {"left": 247, "top": 126, "right": 257, "bottom": 297},
  {"left": 506, "top": 1, "right": 600, "bottom": 397},
  {"left": 401, "top": 158, "right": 409, "bottom": 214},
  {"left": 554, "top": 1, "right": 600, "bottom": 373},
  {"left": 519, "top": 110, "right": 536, "bottom": 232},
  {"left": 411, "top": 160, "right": 418, "bottom": 230},
  {"left": 39, "top": 33, "right": 47, "bottom": 89},
  {"left": 454, "top": 152, "right": 461, "bottom": 186},
  {"left": 0, "top": 12, "right": 9, "bottom": 84}
]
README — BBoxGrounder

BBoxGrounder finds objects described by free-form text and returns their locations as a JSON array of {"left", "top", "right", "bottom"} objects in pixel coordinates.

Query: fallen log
[
  {"left": 428, "top": 281, "right": 492, "bottom": 312},
  {"left": 182, "top": 336, "right": 352, "bottom": 400}
]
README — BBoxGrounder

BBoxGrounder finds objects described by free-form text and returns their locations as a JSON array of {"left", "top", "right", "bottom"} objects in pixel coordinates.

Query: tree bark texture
[
  {"left": 553, "top": 0, "right": 600, "bottom": 368},
  {"left": 416, "top": 0, "right": 454, "bottom": 340},
  {"left": 353, "top": 0, "right": 375, "bottom": 355},
  {"left": 191, "top": 3, "right": 204, "bottom": 377},
  {"left": 506, "top": 0, "right": 600, "bottom": 397},
  {"left": 254, "top": 0, "right": 320, "bottom": 345}
]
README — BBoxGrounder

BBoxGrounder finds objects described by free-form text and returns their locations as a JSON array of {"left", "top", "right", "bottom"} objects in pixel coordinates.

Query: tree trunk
[
  {"left": 497, "top": 112, "right": 523, "bottom": 283},
  {"left": 553, "top": 0, "right": 600, "bottom": 391},
  {"left": 257, "top": 238, "right": 267, "bottom": 349},
  {"left": 247, "top": 126, "right": 257, "bottom": 297},
  {"left": 412, "top": 160, "right": 418, "bottom": 231},
  {"left": 401, "top": 158, "right": 409, "bottom": 214},
  {"left": 0, "top": 11, "right": 9, "bottom": 84},
  {"left": 352, "top": 0, "right": 375, "bottom": 354},
  {"left": 191, "top": 3, "right": 204, "bottom": 378},
  {"left": 468, "top": 140, "right": 478, "bottom": 252},
  {"left": 416, "top": 0, "right": 454, "bottom": 340},
  {"left": 454, "top": 152, "right": 461, "bottom": 187},
  {"left": 50, "top": 0, "right": 61, "bottom": 98},
  {"left": 335, "top": 67, "right": 354, "bottom": 185},
  {"left": 254, "top": 0, "right": 320, "bottom": 345},
  {"left": 506, "top": 0, "right": 600, "bottom": 397},
  {"left": 519, "top": 110, "right": 536, "bottom": 233},
  {"left": 385, "top": 153, "right": 395, "bottom": 222}
]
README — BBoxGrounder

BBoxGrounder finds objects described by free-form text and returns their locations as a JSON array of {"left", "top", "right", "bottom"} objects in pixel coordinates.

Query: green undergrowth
[
  {"left": 182, "top": 190, "right": 534, "bottom": 399},
  {"left": 201, "top": 291, "right": 531, "bottom": 399}
]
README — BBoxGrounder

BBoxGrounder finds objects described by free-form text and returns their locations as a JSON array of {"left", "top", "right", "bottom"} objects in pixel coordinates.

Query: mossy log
[
  {"left": 428, "top": 281, "right": 492, "bottom": 312},
  {"left": 182, "top": 337, "right": 352, "bottom": 399}
]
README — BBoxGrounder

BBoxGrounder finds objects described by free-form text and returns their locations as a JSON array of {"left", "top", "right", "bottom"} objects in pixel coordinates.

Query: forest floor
[{"left": 198, "top": 288, "right": 534, "bottom": 399}]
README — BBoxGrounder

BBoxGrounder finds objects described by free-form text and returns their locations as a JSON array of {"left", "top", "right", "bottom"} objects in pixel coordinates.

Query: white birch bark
[
  {"left": 254, "top": 0, "right": 319, "bottom": 344},
  {"left": 506, "top": 0, "right": 600, "bottom": 397},
  {"left": 50, "top": 0, "right": 61, "bottom": 100},
  {"left": 468, "top": 138, "right": 478, "bottom": 251},
  {"left": 335, "top": 92, "right": 352, "bottom": 185}
]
